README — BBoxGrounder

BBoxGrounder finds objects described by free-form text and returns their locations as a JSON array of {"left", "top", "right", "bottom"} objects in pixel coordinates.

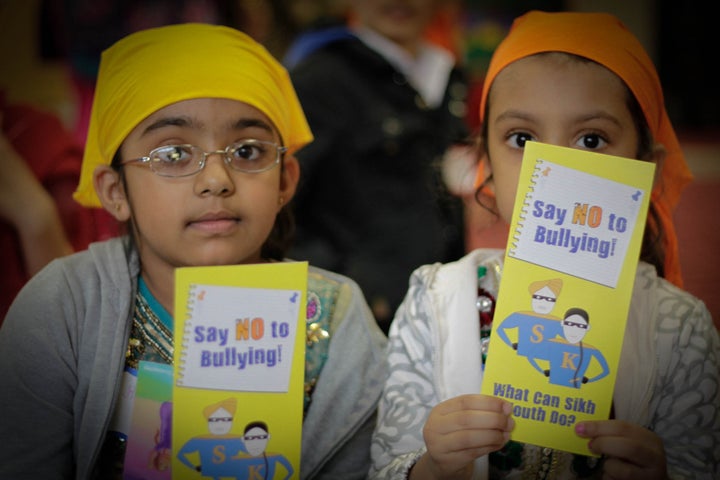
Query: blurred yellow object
[{"left": 0, "top": 0, "right": 76, "bottom": 127}]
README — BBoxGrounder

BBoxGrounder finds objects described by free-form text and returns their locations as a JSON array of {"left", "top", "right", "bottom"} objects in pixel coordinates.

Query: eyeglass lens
[
  {"left": 149, "top": 139, "right": 282, "bottom": 177},
  {"left": 532, "top": 294, "right": 556, "bottom": 302}
]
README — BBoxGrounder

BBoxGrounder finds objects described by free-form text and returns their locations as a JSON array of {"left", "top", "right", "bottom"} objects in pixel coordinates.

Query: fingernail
[{"left": 575, "top": 423, "right": 586, "bottom": 435}]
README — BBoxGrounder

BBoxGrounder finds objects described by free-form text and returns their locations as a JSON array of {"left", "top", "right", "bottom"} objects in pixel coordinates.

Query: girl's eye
[
  {"left": 229, "top": 141, "right": 271, "bottom": 165},
  {"left": 155, "top": 145, "right": 193, "bottom": 163},
  {"left": 576, "top": 134, "right": 607, "bottom": 150},
  {"left": 232, "top": 143, "right": 263, "bottom": 162},
  {"left": 507, "top": 132, "right": 534, "bottom": 149}
]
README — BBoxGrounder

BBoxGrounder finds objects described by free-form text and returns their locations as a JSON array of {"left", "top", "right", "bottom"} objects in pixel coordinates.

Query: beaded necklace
[
  {"left": 125, "top": 274, "right": 334, "bottom": 416},
  {"left": 126, "top": 279, "right": 173, "bottom": 369},
  {"left": 476, "top": 265, "right": 496, "bottom": 368}
]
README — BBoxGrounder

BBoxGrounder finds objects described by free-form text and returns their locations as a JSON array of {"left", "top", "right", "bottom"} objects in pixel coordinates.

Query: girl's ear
[
  {"left": 278, "top": 154, "right": 300, "bottom": 212},
  {"left": 648, "top": 142, "right": 667, "bottom": 189},
  {"left": 93, "top": 165, "right": 131, "bottom": 221},
  {"left": 470, "top": 134, "right": 494, "bottom": 195},
  {"left": 478, "top": 153, "right": 495, "bottom": 196}
]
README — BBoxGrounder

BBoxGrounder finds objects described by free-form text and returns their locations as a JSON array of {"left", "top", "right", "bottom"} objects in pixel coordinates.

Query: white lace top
[{"left": 370, "top": 249, "right": 719, "bottom": 479}]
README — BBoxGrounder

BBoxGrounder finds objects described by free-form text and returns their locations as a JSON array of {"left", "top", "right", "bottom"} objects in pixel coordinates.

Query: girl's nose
[{"left": 194, "top": 152, "right": 235, "bottom": 197}]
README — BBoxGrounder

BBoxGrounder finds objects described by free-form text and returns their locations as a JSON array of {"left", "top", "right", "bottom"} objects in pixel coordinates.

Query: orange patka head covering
[
  {"left": 203, "top": 397, "right": 238, "bottom": 419},
  {"left": 73, "top": 23, "right": 313, "bottom": 208},
  {"left": 476, "top": 11, "right": 692, "bottom": 287},
  {"left": 528, "top": 278, "right": 563, "bottom": 297}
]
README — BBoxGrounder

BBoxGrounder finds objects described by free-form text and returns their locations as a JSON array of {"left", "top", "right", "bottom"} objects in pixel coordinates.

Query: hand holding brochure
[{"left": 481, "top": 141, "right": 655, "bottom": 456}]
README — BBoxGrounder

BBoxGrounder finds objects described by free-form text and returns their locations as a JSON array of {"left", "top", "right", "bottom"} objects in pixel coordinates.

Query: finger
[
  {"left": 427, "top": 424, "right": 511, "bottom": 452},
  {"left": 423, "top": 428, "right": 511, "bottom": 476},
  {"left": 594, "top": 438, "right": 657, "bottom": 468},
  {"left": 424, "top": 409, "right": 514, "bottom": 456},
  {"left": 436, "top": 409, "right": 515, "bottom": 433},
  {"left": 434, "top": 393, "right": 512, "bottom": 416},
  {"left": 576, "top": 421, "right": 666, "bottom": 474},
  {"left": 575, "top": 419, "right": 649, "bottom": 446}
]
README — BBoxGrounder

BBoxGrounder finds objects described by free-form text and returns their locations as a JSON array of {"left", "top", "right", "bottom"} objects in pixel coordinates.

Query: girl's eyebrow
[
  {"left": 142, "top": 116, "right": 192, "bottom": 134},
  {"left": 494, "top": 109, "right": 622, "bottom": 126},
  {"left": 574, "top": 111, "right": 623, "bottom": 127},
  {"left": 494, "top": 109, "right": 534, "bottom": 123},
  {"left": 141, "top": 116, "right": 274, "bottom": 136},
  {"left": 232, "top": 118, "right": 273, "bottom": 134}
]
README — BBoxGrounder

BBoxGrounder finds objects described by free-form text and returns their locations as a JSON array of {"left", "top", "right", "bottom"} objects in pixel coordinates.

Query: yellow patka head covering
[
  {"left": 477, "top": 11, "right": 692, "bottom": 287},
  {"left": 74, "top": 23, "right": 313, "bottom": 207}
]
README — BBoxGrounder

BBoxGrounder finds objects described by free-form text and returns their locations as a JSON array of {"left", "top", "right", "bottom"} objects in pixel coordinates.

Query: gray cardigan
[{"left": 0, "top": 236, "right": 387, "bottom": 479}]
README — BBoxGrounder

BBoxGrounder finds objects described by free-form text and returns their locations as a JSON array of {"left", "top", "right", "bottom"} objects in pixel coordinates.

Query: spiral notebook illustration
[
  {"left": 172, "top": 262, "right": 308, "bottom": 479},
  {"left": 481, "top": 142, "right": 655, "bottom": 456},
  {"left": 177, "top": 283, "right": 302, "bottom": 392},
  {"left": 509, "top": 148, "right": 648, "bottom": 288}
]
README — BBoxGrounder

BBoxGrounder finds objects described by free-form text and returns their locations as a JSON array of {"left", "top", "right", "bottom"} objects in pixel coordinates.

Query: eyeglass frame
[
  {"left": 562, "top": 320, "right": 588, "bottom": 329},
  {"left": 531, "top": 294, "right": 556, "bottom": 302},
  {"left": 208, "top": 416, "right": 234, "bottom": 423},
  {"left": 119, "top": 139, "right": 288, "bottom": 177}
]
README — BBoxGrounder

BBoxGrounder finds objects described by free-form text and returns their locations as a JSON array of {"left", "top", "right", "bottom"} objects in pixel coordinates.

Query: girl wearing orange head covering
[
  {"left": 370, "top": 11, "right": 718, "bottom": 480},
  {"left": 475, "top": 10, "right": 692, "bottom": 288}
]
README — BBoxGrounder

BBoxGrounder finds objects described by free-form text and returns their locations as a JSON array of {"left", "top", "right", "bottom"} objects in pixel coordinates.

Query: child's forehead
[
  {"left": 130, "top": 98, "right": 278, "bottom": 137},
  {"left": 488, "top": 56, "right": 628, "bottom": 113},
  {"left": 145, "top": 98, "right": 268, "bottom": 118},
  {"left": 495, "top": 53, "right": 614, "bottom": 81}
]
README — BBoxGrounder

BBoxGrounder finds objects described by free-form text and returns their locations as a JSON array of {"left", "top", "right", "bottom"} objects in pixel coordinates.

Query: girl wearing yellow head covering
[
  {"left": 370, "top": 11, "right": 718, "bottom": 480},
  {"left": 0, "top": 23, "right": 387, "bottom": 479}
]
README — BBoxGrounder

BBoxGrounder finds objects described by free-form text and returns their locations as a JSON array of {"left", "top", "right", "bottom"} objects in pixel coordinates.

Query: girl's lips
[{"left": 188, "top": 213, "right": 240, "bottom": 234}]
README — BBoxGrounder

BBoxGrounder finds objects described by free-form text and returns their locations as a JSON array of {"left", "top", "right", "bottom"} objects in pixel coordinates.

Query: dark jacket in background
[{"left": 288, "top": 32, "right": 469, "bottom": 332}]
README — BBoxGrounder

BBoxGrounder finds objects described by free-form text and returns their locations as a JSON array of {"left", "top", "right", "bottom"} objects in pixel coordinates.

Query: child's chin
[{"left": 188, "top": 244, "right": 259, "bottom": 267}]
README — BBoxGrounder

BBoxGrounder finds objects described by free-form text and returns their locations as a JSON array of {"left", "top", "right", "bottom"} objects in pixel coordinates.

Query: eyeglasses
[
  {"left": 121, "top": 139, "right": 288, "bottom": 177},
  {"left": 532, "top": 294, "right": 556, "bottom": 302},
  {"left": 208, "top": 417, "right": 233, "bottom": 423}
]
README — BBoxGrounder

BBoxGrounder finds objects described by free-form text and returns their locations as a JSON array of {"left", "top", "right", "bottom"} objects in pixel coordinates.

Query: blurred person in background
[
  {"left": 287, "top": 0, "right": 469, "bottom": 333},
  {"left": 0, "top": 92, "right": 117, "bottom": 321}
]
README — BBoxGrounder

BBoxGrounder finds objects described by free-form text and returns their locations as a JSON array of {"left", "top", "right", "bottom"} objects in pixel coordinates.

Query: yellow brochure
[
  {"left": 481, "top": 141, "right": 655, "bottom": 456},
  {"left": 172, "top": 261, "right": 308, "bottom": 479}
]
